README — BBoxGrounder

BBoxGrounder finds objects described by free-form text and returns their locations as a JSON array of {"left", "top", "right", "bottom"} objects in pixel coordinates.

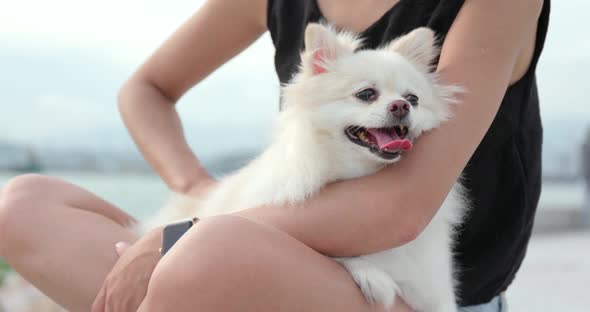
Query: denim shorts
[{"left": 459, "top": 294, "right": 507, "bottom": 312}]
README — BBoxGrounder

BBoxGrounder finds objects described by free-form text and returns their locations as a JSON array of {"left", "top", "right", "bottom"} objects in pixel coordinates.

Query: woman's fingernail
[{"left": 115, "top": 241, "right": 127, "bottom": 255}]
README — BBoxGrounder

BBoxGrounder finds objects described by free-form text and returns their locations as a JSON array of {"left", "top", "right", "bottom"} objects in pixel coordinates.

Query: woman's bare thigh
[
  {"left": 141, "top": 215, "right": 406, "bottom": 312},
  {"left": 0, "top": 174, "right": 138, "bottom": 311}
]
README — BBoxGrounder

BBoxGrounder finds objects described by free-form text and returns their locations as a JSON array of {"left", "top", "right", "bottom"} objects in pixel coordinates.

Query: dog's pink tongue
[
  {"left": 366, "top": 129, "right": 413, "bottom": 151},
  {"left": 381, "top": 139, "right": 413, "bottom": 151},
  {"left": 400, "top": 140, "right": 413, "bottom": 151}
]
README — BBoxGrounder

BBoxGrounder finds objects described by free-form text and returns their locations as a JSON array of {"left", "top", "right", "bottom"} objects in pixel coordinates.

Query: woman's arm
[
  {"left": 236, "top": 0, "right": 545, "bottom": 256},
  {"left": 118, "top": 0, "right": 267, "bottom": 194}
]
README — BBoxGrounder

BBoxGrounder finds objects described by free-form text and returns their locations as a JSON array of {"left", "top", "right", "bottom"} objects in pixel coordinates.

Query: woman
[{"left": 0, "top": 0, "right": 549, "bottom": 311}]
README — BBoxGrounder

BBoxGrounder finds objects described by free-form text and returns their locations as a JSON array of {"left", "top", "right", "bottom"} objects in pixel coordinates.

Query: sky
[{"left": 0, "top": 0, "right": 589, "bottom": 161}]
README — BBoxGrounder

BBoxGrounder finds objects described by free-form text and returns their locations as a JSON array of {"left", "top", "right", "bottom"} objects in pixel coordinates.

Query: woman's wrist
[
  {"left": 146, "top": 226, "right": 164, "bottom": 247},
  {"left": 184, "top": 173, "right": 217, "bottom": 198},
  {"left": 167, "top": 166, "right": 212, "bottom": 195}
]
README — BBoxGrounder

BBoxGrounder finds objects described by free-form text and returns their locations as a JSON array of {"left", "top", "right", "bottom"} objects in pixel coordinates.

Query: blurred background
[{"left": 1, "top": 0, "right": 589, "bottom": 311}]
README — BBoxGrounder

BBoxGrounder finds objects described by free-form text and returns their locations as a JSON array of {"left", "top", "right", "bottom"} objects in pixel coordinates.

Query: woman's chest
[{"left": 315, "top": 0, "right": 401, "bottom": 33}]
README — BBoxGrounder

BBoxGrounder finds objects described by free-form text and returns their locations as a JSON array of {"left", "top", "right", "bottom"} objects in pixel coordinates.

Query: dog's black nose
[{"left": 388, "top": 100, "right": 410, "bottom": 119}]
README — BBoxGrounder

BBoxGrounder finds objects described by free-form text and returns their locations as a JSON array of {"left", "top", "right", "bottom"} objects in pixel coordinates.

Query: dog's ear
[
  {"left": 304, "top": 23, "right": 358, "bottom": 75},
  {"left": 388, "top": 28, "right": 438, "bottom": 72}
]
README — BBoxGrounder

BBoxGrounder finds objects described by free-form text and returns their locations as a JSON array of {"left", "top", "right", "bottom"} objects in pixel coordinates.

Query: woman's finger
[
  {"left": 91, "top": 285, "right": 107, "bottom": 312},
  {"left": 115, "top": 241, "right": 130, "bottom": 256},
  {"left": 105, "top": 290, "right": 115, "bottom": 312}
]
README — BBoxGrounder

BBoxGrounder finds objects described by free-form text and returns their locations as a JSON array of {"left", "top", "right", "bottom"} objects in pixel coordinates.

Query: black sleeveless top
[{"left": 267, "top": 0, "right": 550, "bottom": 306}]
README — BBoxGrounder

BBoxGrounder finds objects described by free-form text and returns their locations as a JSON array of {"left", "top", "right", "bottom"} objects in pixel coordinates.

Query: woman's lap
[
  {"left": 0, "top": 175, "right": 397, "bottom": 312},
  {"left": 140, "top": 215, "right": 391, "bottom": 312},
  {"left": 1, "top": 174, "right": 492, "bottom": 312}
]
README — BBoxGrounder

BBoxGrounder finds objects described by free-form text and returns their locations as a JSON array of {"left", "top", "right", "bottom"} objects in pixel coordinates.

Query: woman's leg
[
  {"left": 0, "top": 175, "right": 411, "bottom": 312},
  {"left": 139, "top": 215, "right": 410, "bottom": 312},
  {"left": 0, "top": 174, "right": 138, "bottom": 312}
]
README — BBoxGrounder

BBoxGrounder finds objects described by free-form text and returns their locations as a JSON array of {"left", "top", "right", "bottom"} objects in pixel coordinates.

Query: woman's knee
[
  {"left": 143, "top": 216, "right": 278, "bottom": 309},
  {"left": 0, "top": 174, "right": 56, "bottom": 252}
]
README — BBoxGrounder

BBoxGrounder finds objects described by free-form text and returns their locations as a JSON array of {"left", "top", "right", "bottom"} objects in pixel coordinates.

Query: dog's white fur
[{"left": 143, "top": 24, "right": 466, "bottom": 312}]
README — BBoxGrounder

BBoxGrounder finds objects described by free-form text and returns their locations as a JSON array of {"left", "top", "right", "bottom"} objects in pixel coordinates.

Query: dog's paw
[{"left": 335, "top": 257, "right": 399, "bottom": 309}]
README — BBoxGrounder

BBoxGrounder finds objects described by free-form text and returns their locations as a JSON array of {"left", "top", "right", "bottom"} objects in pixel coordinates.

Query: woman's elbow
[
  {"left": 397, "top": 220, "right": 427, "bottom": 245},
  {"left": 117, "top": 78, "right": 141, "bottom": 115},
  {"left": 379, "top": 207, "right": 431, "bottom": 248}
]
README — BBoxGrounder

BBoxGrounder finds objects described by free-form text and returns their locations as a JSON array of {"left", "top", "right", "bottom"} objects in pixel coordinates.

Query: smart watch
[{"left": 160, "top": 217, "right": 199, "bottom": 256}]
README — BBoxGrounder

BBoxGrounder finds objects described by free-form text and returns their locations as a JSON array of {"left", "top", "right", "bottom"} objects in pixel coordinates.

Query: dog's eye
[
  {"left": 404, "top": 93, "right": 419, "bottom": 106},
  {"left": 355, "top": 88, "right": 379, "bottom": 102}
]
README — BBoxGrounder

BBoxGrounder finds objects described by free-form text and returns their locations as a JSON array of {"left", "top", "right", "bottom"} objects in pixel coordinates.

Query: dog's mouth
[{"left": 345, "top": 125, "right": 413, "bottom": 160}]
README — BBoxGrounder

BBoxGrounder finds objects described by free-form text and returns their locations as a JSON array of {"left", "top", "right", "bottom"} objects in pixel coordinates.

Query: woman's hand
[{"left": 91, "top": 228, "right": 162, "bottom": 312}]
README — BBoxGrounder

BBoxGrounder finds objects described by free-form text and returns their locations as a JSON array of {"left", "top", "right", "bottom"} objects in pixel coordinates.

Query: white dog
[{"left": 144, "top": 23, "right": 466, "bottom": 312}]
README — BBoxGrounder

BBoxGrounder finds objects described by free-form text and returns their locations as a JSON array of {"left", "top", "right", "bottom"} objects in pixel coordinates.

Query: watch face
[{"left": 161, "top": 220, "right": 194, "bottom": 256}]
